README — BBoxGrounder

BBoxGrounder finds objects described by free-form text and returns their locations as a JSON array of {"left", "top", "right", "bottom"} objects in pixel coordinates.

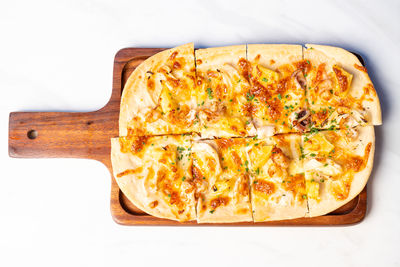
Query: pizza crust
[
  {"left": 195, "top": 45, "right": 246, "bottom": 67},
  {"left": 247, "top": 44, "right": 303, "bottom": 67}
]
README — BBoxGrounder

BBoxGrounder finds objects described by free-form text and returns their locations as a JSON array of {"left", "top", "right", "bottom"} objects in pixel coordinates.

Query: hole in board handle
[{"left": 27, "top": 130, "right": 38, "bottom": 140}]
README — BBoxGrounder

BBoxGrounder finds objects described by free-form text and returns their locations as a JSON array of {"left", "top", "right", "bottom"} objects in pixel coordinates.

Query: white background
[{"left": 1, "top": 0, "right": 399, "bottom": 266}]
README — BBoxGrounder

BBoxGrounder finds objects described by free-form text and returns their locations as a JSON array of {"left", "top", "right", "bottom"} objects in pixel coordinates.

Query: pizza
[
  {"left": 304, "top": 44, "right": 381, "bottom": 130},
  {"left": 112, "top": 43, "right": 381, "bottom": 223},
  {"left": 192, "top": 138, "right": 252, "bottom": 223},
  {"left": 111, "top": 134, "right": 196, "bottom": 221},
  {"left": 247, "top": 44, "right": 307, "bottom": 137},
  {"left": 302, "top": 126, "right": 374, "bottom": 217},
  {"left": 247, "top": 134, "right": 308, "bottom": 222},
  {"left": 195, "top": 46, "right": 256, "bottom": 138},
  {"left": 119, "top": 43, "right": 199, "bottom": 137}
]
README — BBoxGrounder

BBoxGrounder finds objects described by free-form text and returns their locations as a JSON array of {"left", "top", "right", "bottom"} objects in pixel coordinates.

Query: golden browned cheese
[
  {"left": 253, "top": 180, "right": 276, "bottom": 195},
  {"left": 250, "top": 80, "right": 272, "bottom": 103},
  {"left": 314, "top": 109, "right": 328, "bottom": 123},
  {"left": 247, "top": 55, "right": 308, "bottom": 134},
  {"left": 167, "top": 105, "right": 195, "bottom": 128},
  {"left": 271, "top": 147, "right": 289, "bottom": 168},
  {"left": 192, "top": 165, "right": 203, "bottom": 180},
  {"left": 295, "top": 60, "right": 311, "bottom": 74},
  {"left": 231, "top": 151, "right": 242, "bottom": 167},
  {"left": 354, "top": 63, "right": 367, "bottom": 73},
  {"left": 210, "top": 196, "right": 230, "bottom": 210},
  {"left": 238, "top": 58, "right": 251, "bottom": 80},
  {"left": 116, "top": 168, "right": 143, "bottom": 178},
  {"left": 169, "top": 191, "right": 181, "bottom": 205},
  {"left": 238, "top": 174, "right": 250, "bottom": 197},
  {"left": 313, "top": 63, "right": 326, "bottom": 86},
  {"left": 169, "top": 51, "right": 178, "bottom": 60},
  {"left": 149, "top": 200, "right": 158, "bottom": 208},
  {"left": 119, "top": 136, "right": 149, "bottom": 154},
  {"left": 342, "top": 142, "right": 372, "bottom": 173},
  {"left": 282, "top": 174, "right": 306, "bottom": 201},
  {"left": 215, "top": 138, "right": 245, "bottom": 149},
  {"left": 332, "top": 66, "right": 349, "bottom": 94},
  {"left": 173, "top": 61, "right": 181, "bottom": 70},
  {"left": 364, "top": 83, "right": 377, "bottom": 97},
  {"left": 276, "top": 76, "right": 290, "bottom": 95},
  {"left": 267, "top": 97, "right": 282, "bottom": 121},
  {"left": 127, "top": 122, "right": 146, "bottom": 137},
  {"left": 147, "top": 78, "right": 155, "bottom": 91},
  {"left": 333, "top": 182, "right": 351, "bottom": 201}
]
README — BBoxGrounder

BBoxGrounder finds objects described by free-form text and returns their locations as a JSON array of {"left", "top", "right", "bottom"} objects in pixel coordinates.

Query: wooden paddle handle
[{"left": 8, "top": 108, "right": 118, "bottom": 165}]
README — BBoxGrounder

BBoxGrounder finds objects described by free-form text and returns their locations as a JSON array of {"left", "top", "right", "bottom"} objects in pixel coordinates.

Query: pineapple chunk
[
  {"left": 251, "top": 64, "right": 279, "bottom": 88},
  {"left": 249, "top": 145, "right": 273, "bottom": 171},
  {"left": 159, "top": 87, "right": 177, "bottom": 114},
  {"left": 304, "top": 133, "right": 334, "bottom": 155},
  {"left": 306, "top": 179, "right": 320, "bottom": 200},
  {"left": 304, "top": 158, "right": 342, "bottom": 176},
  {"left": 332, "top": 65, "right": 353, "bottom": 96},
  {"left": 288, "top": 160, "right": 303, "bottom": 176},
  {"left": 211, "top": 178, "right": 234, "bottom": 196}
]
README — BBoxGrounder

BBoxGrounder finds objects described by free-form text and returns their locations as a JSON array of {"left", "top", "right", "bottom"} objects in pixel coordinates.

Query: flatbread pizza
[{"left": 112, "top": 43, "right": 381, "bottom": 223}]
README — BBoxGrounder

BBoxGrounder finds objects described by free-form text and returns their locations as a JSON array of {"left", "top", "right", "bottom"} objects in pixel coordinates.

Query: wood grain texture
[{"left": 8, "top": 47, "right": 368, "bottom": 226}]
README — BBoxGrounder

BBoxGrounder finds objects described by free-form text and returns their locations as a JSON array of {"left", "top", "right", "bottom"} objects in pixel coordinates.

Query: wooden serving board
[{"left": 8, "top": 47, "right": 367, "bottom": 226}]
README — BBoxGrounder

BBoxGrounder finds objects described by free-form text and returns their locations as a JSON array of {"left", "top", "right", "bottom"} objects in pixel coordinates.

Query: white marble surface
[{"left": 1, "top": 0, "right": 399, "bottom": 266}]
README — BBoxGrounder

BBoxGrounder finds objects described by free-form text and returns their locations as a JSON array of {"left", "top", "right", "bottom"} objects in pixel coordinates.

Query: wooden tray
[{"left": 8, "top": 47, "right": 368, "bottom": 226}]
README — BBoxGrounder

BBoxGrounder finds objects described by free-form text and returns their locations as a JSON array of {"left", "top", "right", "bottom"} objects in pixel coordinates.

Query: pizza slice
[
  {"left": 304, "top": 44, "right": 381, "bottom": 130},
  {"left": 119, "top": 43, "right": 199, "bottom": 137},
  {"left": 192, "top": 138, "right": 253, "bottom": 223},
  {"left": 247, "top": 44, "right": 309, "bottom": 137},
  {"left": 247, "top": 134, "right": 307, "bottom": 222},
  {"left": 110, "top": 134, "right": 196, "bottom": 222},
  {"left": 194, "top": 45, "right": 256, "bottom": 138},
  {"left": 302, "top": 126, "right": 374, "bottom": 217}
]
